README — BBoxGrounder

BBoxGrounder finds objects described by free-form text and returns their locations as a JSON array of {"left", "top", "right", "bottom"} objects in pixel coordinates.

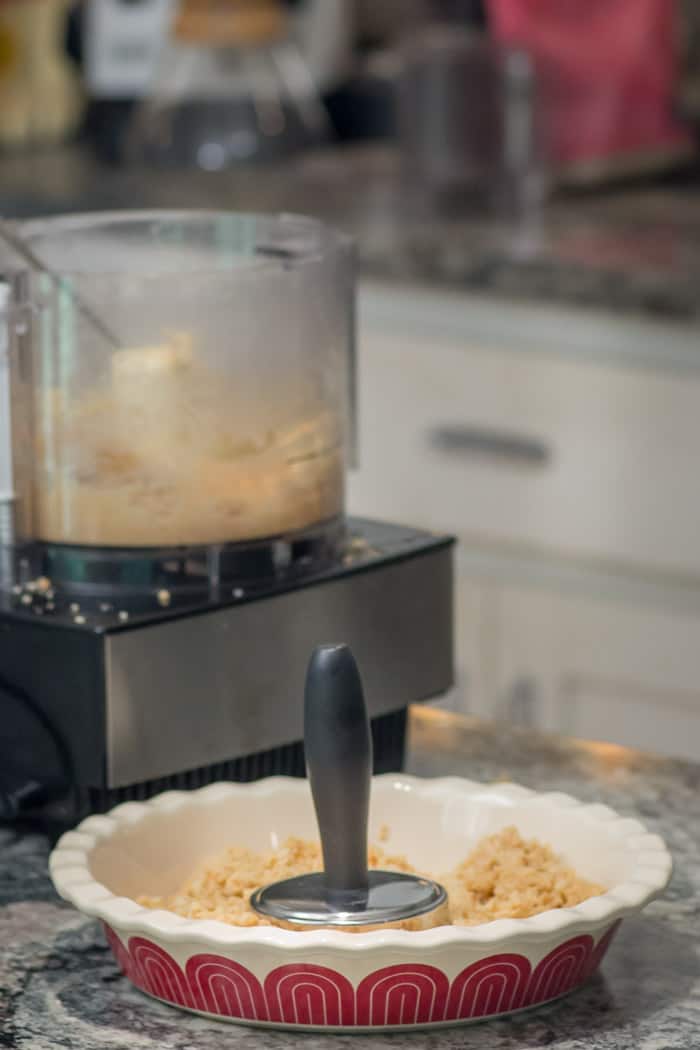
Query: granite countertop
[
  {"left": 1, "top": 706, "right": 698, "bottom": 1049},
  {"left": 2, "top": 144, "right": 700, "bottom": 324}
]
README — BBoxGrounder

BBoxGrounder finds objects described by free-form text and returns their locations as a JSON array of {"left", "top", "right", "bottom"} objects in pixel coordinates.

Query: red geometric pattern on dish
[
  {"left": 102, "top": 922, "right": 137, "bottom": 982},
  {"left": 128, "top": 937, "right": 195, "bottom": 1008},
  {"left": 101, "top": 921, "right": 621, "bottom": 1026},
  {"left": 525, "top": 934, "right": 594, "bottom": 1005},
  {"left": 446, "top": 953, "right": 532, "bottom": 1019},
  {"left": 264, "top": 964, "right": 355, "bottom": 1026},
  {"left": 185, "top": 954, "right": 269, "bottom": 1021},
  {"left": 356, "top": 964, "right": 450, "bottom": 1025}
]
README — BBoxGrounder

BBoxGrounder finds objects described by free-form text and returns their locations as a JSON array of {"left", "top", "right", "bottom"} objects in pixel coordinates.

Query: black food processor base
[{"left": 0, "top": 520, "right": 454, "bottom": 830}]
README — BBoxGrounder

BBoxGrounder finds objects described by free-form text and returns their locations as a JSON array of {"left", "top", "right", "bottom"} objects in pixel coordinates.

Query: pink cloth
[{"left": 486, "top": 0, "right": 691, "bottom": 167}]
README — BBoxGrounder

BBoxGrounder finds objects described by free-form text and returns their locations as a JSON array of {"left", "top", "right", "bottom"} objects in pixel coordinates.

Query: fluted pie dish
[{"left": 49, "top": 774, "right": 671, "bottom": 1031}]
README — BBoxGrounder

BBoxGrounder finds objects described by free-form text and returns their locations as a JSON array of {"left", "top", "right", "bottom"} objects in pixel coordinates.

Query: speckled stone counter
[
  {"left": 1, "top": 707, "right": 698, "bottom": 1049},
  {"left": 2, "top": 144, "right": 700, "bottom": 324}
]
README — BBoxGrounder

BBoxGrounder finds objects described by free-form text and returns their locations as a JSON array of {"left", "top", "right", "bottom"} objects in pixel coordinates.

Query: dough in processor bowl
[{"left": 33, "top": 333, "right": 344, "bottom": 547}]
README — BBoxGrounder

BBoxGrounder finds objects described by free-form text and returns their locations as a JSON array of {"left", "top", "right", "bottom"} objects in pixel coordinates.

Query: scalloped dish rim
[{"left": 49, "top": 774, "right": 672, "bottom": 951}]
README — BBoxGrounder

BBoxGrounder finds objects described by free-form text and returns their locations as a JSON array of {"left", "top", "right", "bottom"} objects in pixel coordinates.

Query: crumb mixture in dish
[
  {"left": 441, "top": 826, "right": 603, "bottom": 925},
  {"left": 138, "top": 827, "right": 603, "bottom": 928},
  {"left": 138, "top": 840, "right": 413, "bottom": 927}
]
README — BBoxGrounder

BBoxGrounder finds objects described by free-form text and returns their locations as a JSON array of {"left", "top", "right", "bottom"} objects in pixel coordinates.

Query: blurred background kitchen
[{"left": 3, "top": 0, "right": 700, "bottom": 761}]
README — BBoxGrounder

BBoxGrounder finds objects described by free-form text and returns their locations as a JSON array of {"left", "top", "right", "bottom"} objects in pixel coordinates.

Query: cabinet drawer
[
  {"left": 349, "top": 326, "right": 700, "bottom": 577},
  {"left": 556, "top": 679, "right": 700, "bottom": 759},
  {"left": 496, "top": 581, "right": 700, "bottom": 760}
]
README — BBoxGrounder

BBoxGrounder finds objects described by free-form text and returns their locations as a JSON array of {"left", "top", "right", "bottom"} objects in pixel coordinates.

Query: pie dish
[{"left": 49, "top": 775, "right": 671, "bottom": 1031}]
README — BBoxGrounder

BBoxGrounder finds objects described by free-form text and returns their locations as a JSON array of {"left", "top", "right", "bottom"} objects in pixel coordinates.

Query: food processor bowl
[{"left": 0, "top": 211, "right": 355, "bottom": 596}]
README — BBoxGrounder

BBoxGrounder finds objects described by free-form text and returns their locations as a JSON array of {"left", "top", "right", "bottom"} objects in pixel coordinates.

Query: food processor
[{"left": 0, "top": 211, "right": 454, "bottom": 827}]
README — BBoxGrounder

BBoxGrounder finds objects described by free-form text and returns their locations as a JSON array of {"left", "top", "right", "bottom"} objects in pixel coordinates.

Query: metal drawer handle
[{"left": 428, "top": 424, "right": 551, "bottom": 467}]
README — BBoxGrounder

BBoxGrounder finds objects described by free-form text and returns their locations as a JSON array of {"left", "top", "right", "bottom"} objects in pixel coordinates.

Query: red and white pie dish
[{"left": 49, "top": 775, "right": 671, "bottom": 1032}]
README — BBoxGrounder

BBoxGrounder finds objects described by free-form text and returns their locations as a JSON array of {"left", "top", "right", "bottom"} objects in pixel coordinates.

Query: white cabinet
[
  {"left": 442, "top": 565, "right": 498, "bottom": 719},
  {"left": 494, "top": 580, "right": 700, "bottom": 760},
  {"left": 350, "top": 316, "right": 700, "bottom": 580},
  {"left": 351, "top": 282, "right": 700, "bottom": 759}
]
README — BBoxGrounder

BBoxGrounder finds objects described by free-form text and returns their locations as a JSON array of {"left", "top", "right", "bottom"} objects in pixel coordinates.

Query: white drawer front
[
  {"left": 349, "top": 327, "right": 700, "bottom": 577},
  {"left": 494, "top": 581, "right": 700, "bottom": 761}
]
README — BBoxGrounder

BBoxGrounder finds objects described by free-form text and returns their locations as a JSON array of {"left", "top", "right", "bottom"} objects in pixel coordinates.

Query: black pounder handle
[{"left": 304, "top": 644, "right": 372, "bottom": 909}]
